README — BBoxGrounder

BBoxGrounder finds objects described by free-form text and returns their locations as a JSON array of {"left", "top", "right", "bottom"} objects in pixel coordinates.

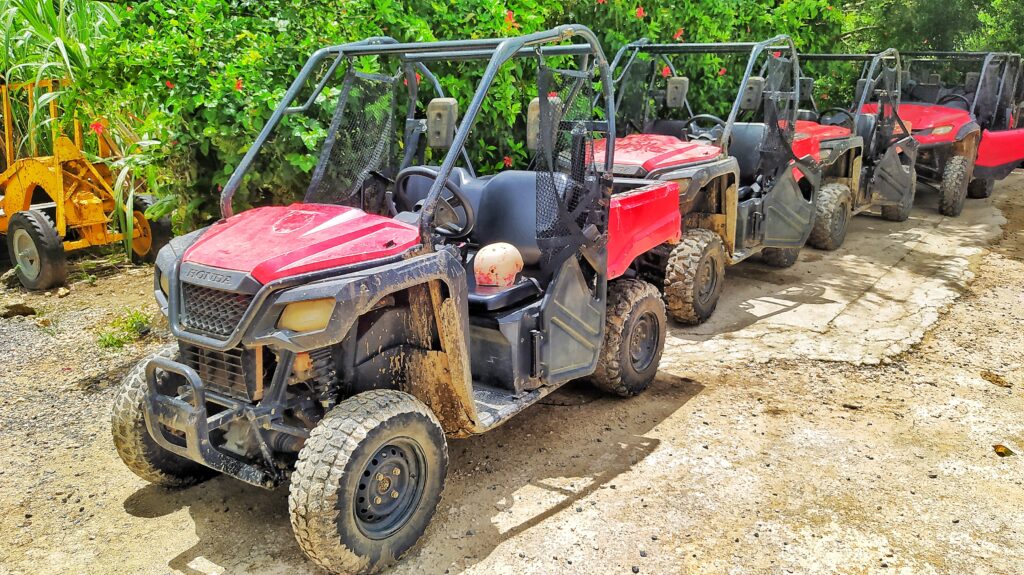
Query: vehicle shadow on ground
[{"left": 121, "top": 371, "right": 704, "bottom": 575}]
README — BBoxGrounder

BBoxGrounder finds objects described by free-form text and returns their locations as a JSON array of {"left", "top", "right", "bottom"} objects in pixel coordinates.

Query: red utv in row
[
  {"left": 797, "top": 49, "right": 919, "bottom": 248},
  {"left": 112, "top": 27, "right": 698, "bottom": 574},
  {"left": 603, "top": 36, "right": 825, "bottom": 323},
  {"left": 899, "top": 51, "right": 1024, "bottom": 214}
]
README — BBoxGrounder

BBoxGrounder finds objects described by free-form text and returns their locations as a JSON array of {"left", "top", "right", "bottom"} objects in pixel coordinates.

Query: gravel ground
[{"left": 0, "top": 177, "right": 1022, "bottom": 575}]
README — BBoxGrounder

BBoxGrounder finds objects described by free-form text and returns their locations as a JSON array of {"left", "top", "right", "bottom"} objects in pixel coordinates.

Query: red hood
[
  {"left": 595, "top": 134, "right": 721, "bottom": 175},
  {"left": 183, "top": 204, "right": 420, "bottom": 284},
  {"left": 793, "top": 120, "right": 852, "bottom": 143},
  {"left": 872, "top": 103, "right": 971, "bottom": 131}
]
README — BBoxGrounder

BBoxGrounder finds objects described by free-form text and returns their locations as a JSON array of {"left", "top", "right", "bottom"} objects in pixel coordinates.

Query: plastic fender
[
  {"left": 977, "top": 128, "right": 1024, "bottom": 169},
  {"left": 607, "top": 180, "right": 682, "bottom": 279}
]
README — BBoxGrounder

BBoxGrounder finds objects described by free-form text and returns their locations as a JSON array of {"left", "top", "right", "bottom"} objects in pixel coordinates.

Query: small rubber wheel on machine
[
  {"left": 808, "top": 183, "right": 853, "bottom": 251},
  {"left": 663, "top": 228, "right": 726, "bottom": 325},
  {"left": 6, "top": 209, "right": 66, "bottom": 290},
  {"left": 128, "top": 195, "right": 173, "bottom": 264},
  {"left": 591, "top": 279, "right": 667, "bottom": 397},
  {"left": 761, "top": 246, "right": 801, "bottom": 268},
  {"left": 967, "top": 177, "right": 994, "bottom": 199},
  {"left": 289, "top": 390, "right": 448, "bottom": 575}
]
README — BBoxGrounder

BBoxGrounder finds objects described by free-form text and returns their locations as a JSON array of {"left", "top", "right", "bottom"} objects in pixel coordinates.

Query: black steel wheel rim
[
  {"left": 354, "top": 437, "right": 426, "bottom": 540},
  {"left": 629, "top": 311, "right": 660, "bottom": 372},
  {"left": 696, "top": 256, "right": 719, "bottom": 306},
  {"left": 833, "top": 203, "right": 849, "bottom": 238}
]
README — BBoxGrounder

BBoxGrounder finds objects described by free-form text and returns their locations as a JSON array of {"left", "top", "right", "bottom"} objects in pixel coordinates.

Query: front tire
[
  {"left": 111, "top": 345, "right": 215, "bottom": 487},
  {"left": 591, "top": 279, "right": 667, "bottom": 397},
  {"left": 761, "top": 247, "right": 801, "bottom": 268},
  {"left": 808, "top": 183, "right": 852, "bottom": 250},
  {"left": 938, "top": 154, "right": 974, "bottom": 216},
  {"left": 6, "top": 210, "right": 66, "bottom": 290},
  {"left": 289, "top": 390, "right": 448, "bottom": 575},
  {"left": 663, "top": 228, "right": 726, "bottom": 324},
  {"left": 967, "top": 177, "right": 994, "bottom": 199}
]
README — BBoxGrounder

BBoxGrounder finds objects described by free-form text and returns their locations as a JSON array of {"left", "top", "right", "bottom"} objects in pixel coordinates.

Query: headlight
[
  {"left": 158, "top": 270, "right": 170, "bottom": 296},
  {"left": 277, "top": 298, "right": 336, "bottom": 332},
  {"left": 931, "top": 125, "right": 954, "bottom": 135}
]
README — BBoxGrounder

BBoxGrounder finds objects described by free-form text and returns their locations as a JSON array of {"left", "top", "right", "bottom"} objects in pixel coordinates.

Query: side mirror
[
  {"left": 965, "top": 72, "right": 981, "bottom": 92},
  {"left": 527, "top": 95, "right": 563, "bottom": 152},
  {"left": 854, "top": 78, "right": 871, "bottom": 104},
  {"left": 665, "top": 76, "right": 689, "bottom": 109},
  {"left": 798, "top": 77, "right": 814, "bottom": 102},
  {"left": 741, "top": 76, "right": 765, "bottom": 110},
  {"left": 426, "top": 98, "right": 458, "bottom": 149}
]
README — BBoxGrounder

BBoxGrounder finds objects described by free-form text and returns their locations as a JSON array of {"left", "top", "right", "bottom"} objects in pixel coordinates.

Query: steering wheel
[
  {"left": 681, "top": 114, "right": 727, "bottom": 141},
  {"left": 937, "top": 93, "right": 972, "bottom": 109},
  {"left": 820, "top": 107, "right": 856, "bottom": 128},
  {"left": 393, "top": 166, "right": 476, "bottom": 240}
]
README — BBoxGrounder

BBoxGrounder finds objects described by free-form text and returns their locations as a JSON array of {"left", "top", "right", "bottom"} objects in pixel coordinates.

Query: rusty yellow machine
[{"left": 0, "top": 78, "right": 169, "bottom": 289}]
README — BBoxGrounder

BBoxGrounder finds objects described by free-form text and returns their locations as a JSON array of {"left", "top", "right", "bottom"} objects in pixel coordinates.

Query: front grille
[
  {"left": 181, "top": 345, "right": 262, "bottom": 401},
  {"left": 180, "top": 283, "right": 253, "bottom": 338}
]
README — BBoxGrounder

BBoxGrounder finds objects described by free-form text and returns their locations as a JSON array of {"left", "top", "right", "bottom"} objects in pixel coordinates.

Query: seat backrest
[
  {"left": 728, "top": 122, "right": 768, "bottom": 182},
  {"left": 472, "top": 170, "right": 545, "bottom": 266},
  {"left": 645, "top": 119, "right": 688, "bottom": 138},
  {"left": 854, "top": 113, "right": 878, "bottom": 159}
]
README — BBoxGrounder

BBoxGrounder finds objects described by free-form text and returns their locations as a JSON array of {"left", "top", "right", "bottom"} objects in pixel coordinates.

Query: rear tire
[
  {"left": 111, "top": 345, "right": 215, "bottom": 487},
  {"left": 808, "top": 183, "right": 852, "bottom": 250},
  {"left": 289, "top": 390, "right": 448, "bottom": 575},
  {"left": 938, "top": 154, "right": 973, "bottom": 217},
  {"left": 591, "top": 279, "right": 667, "bottom": 397},
  {"left": 663, "top": 228, "right": 726, "bottom": 324},
  {"left": 761, "top": 247, "right": 801, "bottom": 268},
  {"left": 5, "top": 210, "right": 66, "bottom": 290},
  {"left": 967, "top": 177, "right": 994, "bottom": 199}
]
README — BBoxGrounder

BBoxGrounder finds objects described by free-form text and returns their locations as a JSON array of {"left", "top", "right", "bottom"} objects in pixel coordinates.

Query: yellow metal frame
[{"left": 0, "top": 78, "right": 142, "bottom": 253}]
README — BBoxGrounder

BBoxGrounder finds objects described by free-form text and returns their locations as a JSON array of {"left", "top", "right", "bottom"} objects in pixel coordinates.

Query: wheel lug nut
[
  {"left": 374, "top": 496, "right": 383, "bottom": 505},
  {"left": 375, "top": 473, "right": 385, "bottom": 481},
  {"left": 392, "top": 468, "right": 401, "bottom": 476},
  {"left": 391, "top": 490, "right": 399, "bottom": 499}
]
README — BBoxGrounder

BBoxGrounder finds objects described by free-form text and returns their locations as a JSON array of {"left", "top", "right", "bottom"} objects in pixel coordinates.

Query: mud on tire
[
  {"left": 289, "top": 390, "right": 448, "bottom": 575},
  {"left": 111, "top": 345, "right": 215, "bottom": 487},
  {"left": 591, "top": 279, "right": 667, "bottom": 397},
  {"left": 808, "top": 183, "right": 853, "bottom": 251},
  {"left": 967, "top": 177, "right": 994, "bottom": 199},
  {"left": 761, "top": 247, "right": 801, "bottom": 268},
  {"left": 663, "top": 228, "right": 726, "bottom": 325},
  {"left": 938, "top": 154, "right": 973, "bottom": 217}
]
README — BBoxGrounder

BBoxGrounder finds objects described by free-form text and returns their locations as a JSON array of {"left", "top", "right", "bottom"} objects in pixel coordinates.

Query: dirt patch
[{"left": 1, "top": 175, "right": 1023, "bottom": 574}]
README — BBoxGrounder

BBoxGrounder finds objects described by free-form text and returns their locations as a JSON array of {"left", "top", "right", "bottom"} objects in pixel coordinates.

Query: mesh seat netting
[
  {"left": 534, "top": 64, "right": 606, "bottom": 272},
  {"left": 304, "top": 67, "right": 401, "bottom": 214}
]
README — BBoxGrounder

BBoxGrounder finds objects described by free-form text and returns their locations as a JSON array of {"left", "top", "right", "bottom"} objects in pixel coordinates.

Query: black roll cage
[
  {"left": 901, "top": 51, "right": 1022, "bottom": 122},
  {"left": 607, "top": 35, "right": 801, "bottom": 155},
  {"left": 801, "top": 49, "right": 903, "bottom": 111},
  {"left": 218, "top": 25, "right": 616, "bottom": 246}
]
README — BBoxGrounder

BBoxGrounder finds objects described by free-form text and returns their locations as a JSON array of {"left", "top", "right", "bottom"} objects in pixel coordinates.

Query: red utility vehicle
[
  {"left": 111, "top": 28, "right": 689, "bottom": 575},
  {"left": 900, "top": 51, "right": 1024, "bottom": 214},
  {"left": 797, "top": 49, "right": 920, "bottom": 247},
  {"left": 602, "top": 37, "right": 824, "bottom": 324}
]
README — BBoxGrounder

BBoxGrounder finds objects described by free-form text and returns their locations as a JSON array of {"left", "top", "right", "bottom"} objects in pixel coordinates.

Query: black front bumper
[{"left": 142, "top": 356, "right": 284, "bottom": 488}]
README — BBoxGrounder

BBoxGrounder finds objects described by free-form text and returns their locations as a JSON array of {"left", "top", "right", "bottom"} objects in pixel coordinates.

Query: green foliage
[
  {"left": 82, "top": 0, "right": 843, "bottom": 226},
  {"left": 97, "top": 308, "right": 151, "bottom": 349}
]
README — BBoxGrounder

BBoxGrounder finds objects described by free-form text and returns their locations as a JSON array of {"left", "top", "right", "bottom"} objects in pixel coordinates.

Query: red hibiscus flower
[
  {"left": 503, "top": 155, "right": 513, "bottom": 168},
  {"left": 635, "top": 6, "right": 646, "bottom": 18},
  {"left": 597, "top": 0, "right": 606, "bottom": 4},
  {"left": 718, "top": 67, "right": 727, "bottom": 76},
  {"left": 165, "top": 80, "right": 175, "bottom": 89},
  {"left": 548, "top": 91, "right": 559, "bottom": 98},
  {"left": 505, "top": 10, "right": 520, "bottom": 29},
  {"left": 661, "top": 65, "right": 671, "bottom": 78},
  {"left": 234, "top": 78, "right": 243, "bottom": 91},
  {"left": 89, "top": 121, "right": 104, "bottom": 135},
  {"left": 673, "top": 28, "right": 684, "bottom": 41}
]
